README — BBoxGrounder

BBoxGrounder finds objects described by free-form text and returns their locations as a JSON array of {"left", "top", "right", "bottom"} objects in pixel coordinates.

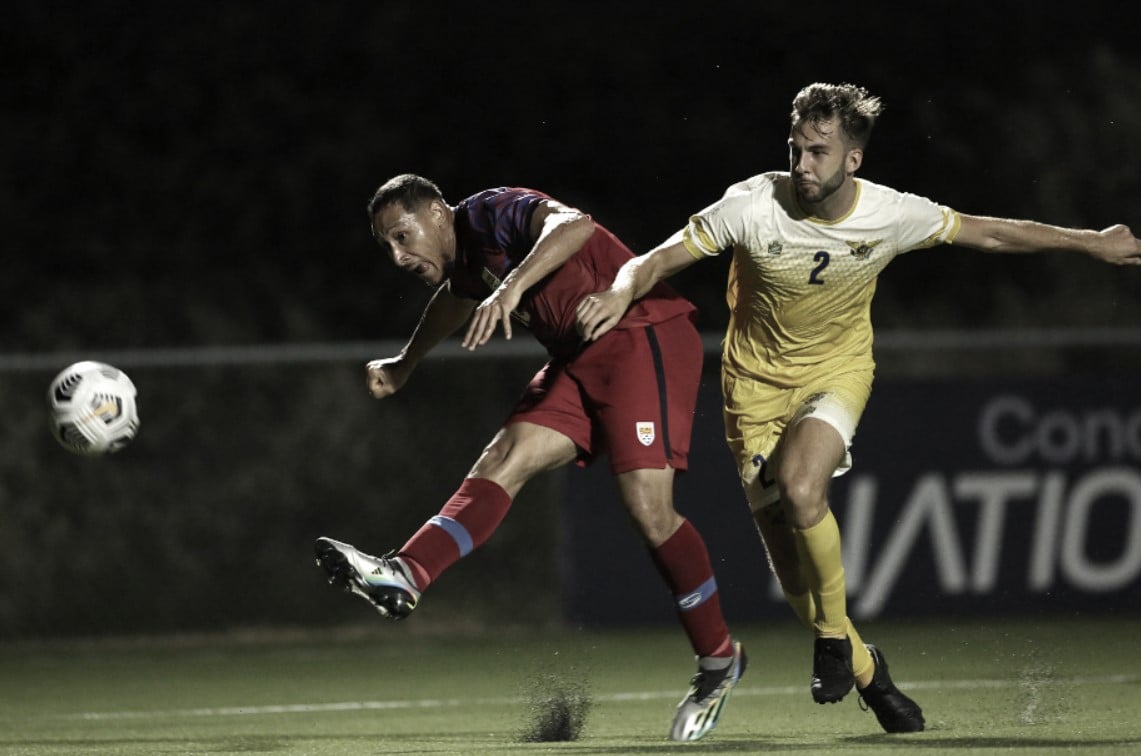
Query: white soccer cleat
[
  {"left": 314, "top": 536, "right": 421, "bottom": 619},
  {"left": 669, "top": 639, "right": 747, "bottom": 741}
]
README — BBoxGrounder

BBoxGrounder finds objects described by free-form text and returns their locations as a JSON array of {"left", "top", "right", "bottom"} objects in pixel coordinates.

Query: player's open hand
[
  {"left": 366, "top": 357, "right": 410, "bottom": 399},
  {"left": 462, "top": 285, "right": 521, "bottom": 350},
  {"left": 1093, "top": 224, "right": 1141, "bottom": 266},
  {"left": 575, "top": 288, "right": 633, "bottom": 342}
]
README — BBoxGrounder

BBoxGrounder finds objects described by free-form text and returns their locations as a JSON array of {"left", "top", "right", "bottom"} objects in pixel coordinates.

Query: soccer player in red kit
[{"left": 315, "top": 174, "right": 745, "bottom": 741}]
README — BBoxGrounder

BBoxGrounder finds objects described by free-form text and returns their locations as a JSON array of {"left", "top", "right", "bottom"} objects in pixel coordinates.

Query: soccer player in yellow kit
[{"left": 576, "top": 82, "right": 1141, "bottom": 733}]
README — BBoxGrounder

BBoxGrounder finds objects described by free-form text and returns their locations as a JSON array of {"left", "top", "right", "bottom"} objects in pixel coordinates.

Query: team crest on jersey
[
  {"left": 846, "top": 239, "right": 883, "bottom": 260},
  {"left": 766, "top": 240, "right": 784, "bottom": 256},
  {"left": 636, "top": 421, "right": 656, "bottom": 446},
  {"left": 480, "top": 267, "right": 501, "bottom": 289}
]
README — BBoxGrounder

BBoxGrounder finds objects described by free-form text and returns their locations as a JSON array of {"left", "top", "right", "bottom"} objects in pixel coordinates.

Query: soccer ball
[{"left": 47, "top": 361, "right": 140, "bottom": 456}]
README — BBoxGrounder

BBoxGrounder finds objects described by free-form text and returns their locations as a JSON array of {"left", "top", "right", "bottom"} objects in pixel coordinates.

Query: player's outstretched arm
[
  {"left": 953, "top": 214, "right": 1141, "bottom": 265},
  {"left": 576, "top": 238, "right": 700, "bottom": 342},
  {"left": 461, "top": 199, "right": 595, "bottom": 350},
  {"left": 367, "top": 284, "right": 476, "bottom": 399}
]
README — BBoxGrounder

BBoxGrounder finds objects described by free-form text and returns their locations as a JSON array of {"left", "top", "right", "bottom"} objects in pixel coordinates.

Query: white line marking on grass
[
  {"left": 900, "top": 673, "right": 1139, "bottom": 691},
  {"left": 75, "top": 698, "right": 475, "bottom": 720},
  {"left": 70, "top": 673, "right": 1139, "bottom": 721}
]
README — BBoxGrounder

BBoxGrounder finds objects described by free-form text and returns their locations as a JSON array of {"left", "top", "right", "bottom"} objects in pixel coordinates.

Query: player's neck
[{"left": 442, "top": 205, "right": 458, "bottom": 260}]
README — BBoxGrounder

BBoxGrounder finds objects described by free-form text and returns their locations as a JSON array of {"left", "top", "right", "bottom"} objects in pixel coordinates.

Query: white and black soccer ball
[{"left": 47, "top": 361, "right": 140, "bottom": 456}]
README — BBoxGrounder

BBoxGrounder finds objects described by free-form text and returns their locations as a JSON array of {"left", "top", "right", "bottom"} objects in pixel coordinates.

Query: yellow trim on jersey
[
  {"left": 797, "top": 180, "right": 864, "bottom": 225},
  {"left": 945, "top": 208, "right": 963, "bottom": 244},
  {"left": 914, "top": 207, "right": 962, "bottom": 248},
  {"left": 682, "top": 222, "right": 720, "bottom": 258}
]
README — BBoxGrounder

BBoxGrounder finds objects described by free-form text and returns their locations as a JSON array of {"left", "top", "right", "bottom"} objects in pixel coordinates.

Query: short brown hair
[
  {"left": 791, "top": 83, "right": 883, "bottom": 149},
  {"left": 367, "top": 174, "right": 445, "bottom": 217}
]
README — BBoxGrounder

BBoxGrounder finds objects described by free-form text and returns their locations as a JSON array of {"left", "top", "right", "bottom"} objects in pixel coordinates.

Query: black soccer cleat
[
  {"left": 314, "top": 536, "right": 420, "bottom": 620},
  {"left": 811, "top": 636, "right": 855, "bottom": 703},
  {"left": 857, "top": 644, "right": 925, "bottom": 732}
]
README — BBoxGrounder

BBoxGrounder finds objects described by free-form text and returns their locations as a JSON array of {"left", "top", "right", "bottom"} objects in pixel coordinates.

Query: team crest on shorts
[{"left": 636, "top": 421, "right": 656, "bottom": 446}]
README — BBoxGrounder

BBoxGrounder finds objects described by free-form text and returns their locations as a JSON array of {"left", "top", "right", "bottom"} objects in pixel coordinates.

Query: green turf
[{"left": 1, "top": 616, "right": 1139, "bottom": 755}]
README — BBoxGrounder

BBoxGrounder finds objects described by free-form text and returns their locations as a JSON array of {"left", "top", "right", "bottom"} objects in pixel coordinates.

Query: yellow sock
[
  {"left": 782, "top": 589, "right": 817, "bottom": 631},
  {"left": 793, "top": 510, "right": 847, "bottom": 638},
  {"left": 847, "top": 618, "right": 874, "bottom": 687}
]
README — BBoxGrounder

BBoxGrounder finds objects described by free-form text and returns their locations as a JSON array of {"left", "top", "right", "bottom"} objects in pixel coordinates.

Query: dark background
[
  {"left": 3, "top": 1, "right": 1139, "bottom": 639},
  {"left": 6, "top": 0, "right": 1140, "bottom": 352}
]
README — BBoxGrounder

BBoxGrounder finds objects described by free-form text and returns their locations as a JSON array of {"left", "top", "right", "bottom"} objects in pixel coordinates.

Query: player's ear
[
  {"left": 846, "top": 148, "right": 863, "bottom": 174},
  {"left": 428, "top": 198, "right": 449, "bottom": 227}
]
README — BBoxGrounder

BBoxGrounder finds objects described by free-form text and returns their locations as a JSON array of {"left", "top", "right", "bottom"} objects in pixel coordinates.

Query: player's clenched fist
[
  {"left": 1095, "top": 224, "right": 1141, "bottom": 266},
  {"left": 366, "top": 357, "right": 411, "bottom": 399}
]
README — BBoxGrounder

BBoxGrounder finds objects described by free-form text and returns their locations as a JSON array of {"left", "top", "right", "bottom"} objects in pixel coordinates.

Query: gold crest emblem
[{"left": 846, "top": 239, "right": 883, "bottom": 260}]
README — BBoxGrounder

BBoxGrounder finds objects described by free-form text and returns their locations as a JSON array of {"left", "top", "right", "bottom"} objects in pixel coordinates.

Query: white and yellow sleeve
[
  {"left": 682, "top": 218, "right": 723, "bottom": 259},
  {"left": 895, "top": 191, "right": 962, "bottom": 251},
  {"left": 680, "top": 186, "right": 758, "bottom": 259}
]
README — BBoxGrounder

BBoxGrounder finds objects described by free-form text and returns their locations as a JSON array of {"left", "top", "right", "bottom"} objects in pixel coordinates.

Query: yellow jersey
[{"left": 683, "top": 172, "right": 960, "bottom": 388}]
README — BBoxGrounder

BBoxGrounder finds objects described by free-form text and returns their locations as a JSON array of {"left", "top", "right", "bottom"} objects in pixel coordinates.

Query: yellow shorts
[{"left": 721, "top": 367, "right": 873, "bottom": 511}]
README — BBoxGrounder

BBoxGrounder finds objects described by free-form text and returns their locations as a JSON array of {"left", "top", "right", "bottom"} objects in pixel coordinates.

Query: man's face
[
  {"left": 787, "top": 116, "right": 855, "bottom": 206},
  {"left": 371, "top": 199, "right": 453, "bottom": 286}
]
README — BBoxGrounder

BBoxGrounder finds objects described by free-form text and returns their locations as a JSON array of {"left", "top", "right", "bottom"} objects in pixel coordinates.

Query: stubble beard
[{"left": 796, "top": 166, "right": 846, "bottom": 207}]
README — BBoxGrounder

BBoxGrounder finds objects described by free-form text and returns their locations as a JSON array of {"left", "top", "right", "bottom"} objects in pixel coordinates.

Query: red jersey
[{"left": 448, "top": 187, "right": 695, "bottom": 357}]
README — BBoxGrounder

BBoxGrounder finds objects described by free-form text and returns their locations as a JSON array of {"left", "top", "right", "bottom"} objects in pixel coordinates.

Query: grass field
[{"left": 1, "top": 615, "right": 1139, "bottom": 755}]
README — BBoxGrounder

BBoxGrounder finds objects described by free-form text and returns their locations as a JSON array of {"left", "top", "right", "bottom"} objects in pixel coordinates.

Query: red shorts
[{"left": 506, "top": 314, "right": 703, "bottom": 474}]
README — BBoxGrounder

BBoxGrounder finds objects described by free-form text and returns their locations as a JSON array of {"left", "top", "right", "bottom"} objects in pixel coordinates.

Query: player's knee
[
  {"left": 624, "top": 498, "right": 682, "bottom": 546},
  {"left": 469, "top": 432, "right": 542, "bottom": 486},
  {"left": 777, "top": 473, "right": 829, "bottom": 528},
  {"left": 777, "top": 472, "right": 819, "bottom": 508},
  {"left": 470, "top": 436, "right": 511, "bottom": 473}
]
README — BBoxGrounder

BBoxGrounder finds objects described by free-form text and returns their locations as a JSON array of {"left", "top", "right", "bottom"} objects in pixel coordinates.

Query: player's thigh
[
  {"left": 574, "top": 317, "right": 703, "bottom": 474},
  {"left": 722, "top": 371, "right": 791, "bottom": 507},
  {"left": 778, "top": 418, "right": 847, "bottom": 498},
  {"left": 505, "top": 360, "right": 594, "bottom": 456},
  {"left": 783, "top": 376, "right": 872, "bottom": 480},
  {"left": 724, "top": 370, "right": 872, "bottom": 509},
  {"left": 470, "top": 421, "right": 579, "bottom": 494}
]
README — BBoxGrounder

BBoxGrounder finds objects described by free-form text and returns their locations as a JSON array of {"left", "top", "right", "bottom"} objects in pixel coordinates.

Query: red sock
[
  {"left": 650, "top": 519, "right": 732, "bottom": 658},
  {"left": 397, "top": 477, "right": 513, "bottom": 591}
]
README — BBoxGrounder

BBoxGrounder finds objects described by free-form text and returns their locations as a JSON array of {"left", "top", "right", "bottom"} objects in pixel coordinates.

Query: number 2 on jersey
[{"left": 809, "top": 251, "right": 830, "bottom": 285}]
